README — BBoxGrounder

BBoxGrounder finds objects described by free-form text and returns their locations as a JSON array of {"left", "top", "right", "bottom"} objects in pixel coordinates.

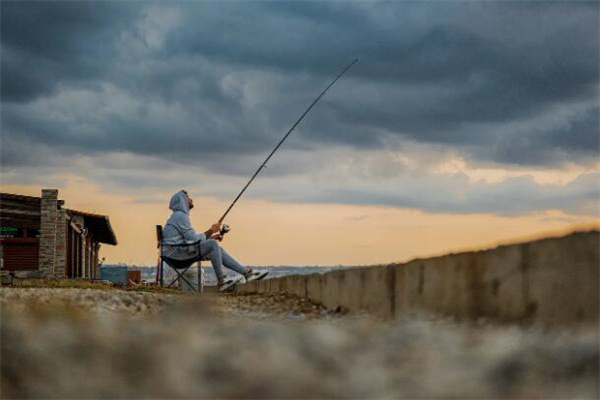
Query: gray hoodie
[{"left": 162, "top": 190, "right": 206, "bottom": 259}]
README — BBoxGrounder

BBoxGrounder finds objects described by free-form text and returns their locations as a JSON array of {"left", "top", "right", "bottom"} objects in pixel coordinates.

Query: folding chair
[{"left": 156, "top": 225, "right": 202, "bottom": 292}]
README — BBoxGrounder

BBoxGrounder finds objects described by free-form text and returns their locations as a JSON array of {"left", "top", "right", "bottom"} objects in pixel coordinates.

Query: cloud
[
  {"left": 250, "top": 170, "right": 600, "bottom": 218},
  {"left": 1, "top": 1, "right": 598, "bottom": 217},
  {"left": 0, "top": 1, "right": 138, "bottom": 102},
  {"left": 2, "top": 146, "right": 597, "bottom": 218}
]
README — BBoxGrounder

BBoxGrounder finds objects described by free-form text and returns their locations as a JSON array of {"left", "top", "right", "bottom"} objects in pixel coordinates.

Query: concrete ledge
[
  {"left": 239, "top": 230, "right": 599, "bottom": 326},
  {"left": 0, "top": 270, "right": 48, "bottom": 286}
]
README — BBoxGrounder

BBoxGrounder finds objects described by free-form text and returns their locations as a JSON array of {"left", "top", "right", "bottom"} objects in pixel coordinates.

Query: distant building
[{"left": 0, "top": 189, "right": 117, "bottom": 278}]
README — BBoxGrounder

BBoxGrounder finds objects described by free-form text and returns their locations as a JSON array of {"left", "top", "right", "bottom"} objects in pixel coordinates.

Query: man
[{"left": 162, "top": 190, "right": 267, "bottom": 289}]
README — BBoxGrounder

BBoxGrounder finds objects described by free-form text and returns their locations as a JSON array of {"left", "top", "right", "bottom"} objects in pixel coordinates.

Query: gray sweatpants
[
  {"left": 163, "top": 239, "right": 246, "bottom": 279},
  {"left": 198, "top": 239, "right": 246, "bottom": 279}
]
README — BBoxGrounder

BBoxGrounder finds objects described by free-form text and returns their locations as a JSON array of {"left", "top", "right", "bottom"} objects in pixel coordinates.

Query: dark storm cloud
[
  {"left": 1, "top": 1, "right": 138, "bottom": 102},
  {"left": 169, "top": 1, "right": 599, "bottom": 166},
  {"left": 2, "top": 1, "right": 597, "bottom": 167},
  {"left": 0, "top": 1, "right": 598, "bottom": 216},
  {"left": 473, "top": 106, "right": 600, "bottom": 166}
]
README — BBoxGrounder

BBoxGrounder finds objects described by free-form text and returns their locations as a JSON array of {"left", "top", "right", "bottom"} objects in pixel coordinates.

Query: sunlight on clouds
[{"left": 434, "top": 156, "right": 600, "bottom": 185}]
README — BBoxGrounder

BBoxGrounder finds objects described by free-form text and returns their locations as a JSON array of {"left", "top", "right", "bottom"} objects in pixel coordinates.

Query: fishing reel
[{"left": 220, "top": 224, "right": 231, "bottom": 236}]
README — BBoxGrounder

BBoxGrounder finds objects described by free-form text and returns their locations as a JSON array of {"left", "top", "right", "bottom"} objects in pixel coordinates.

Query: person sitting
[{"left": 161, "top": 190, "right": 266, "bottom": 289}]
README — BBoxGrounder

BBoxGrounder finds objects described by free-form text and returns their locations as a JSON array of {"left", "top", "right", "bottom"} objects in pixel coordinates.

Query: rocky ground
[{"left": 1, "top": 286, "right": 598, "bottom": 399}]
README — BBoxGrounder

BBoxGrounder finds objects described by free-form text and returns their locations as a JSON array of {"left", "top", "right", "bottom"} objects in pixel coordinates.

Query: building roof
[
  {"left": 1, "top": 191, "right": 118, "bottom": 246},
  {"left": 68, "top": 209, "right": 118, "bottom": 245},
  {"left": 0, "top": 192, "right": 42, "bottom": 229}
]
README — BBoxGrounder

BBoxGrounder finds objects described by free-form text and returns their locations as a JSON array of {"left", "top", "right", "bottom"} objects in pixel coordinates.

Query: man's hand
[
  {"left": 211, "top": 222, "right": 221, "bottom": 232},
  {"left": 211, "top": 233, "right": 223, "bottom": 242}
]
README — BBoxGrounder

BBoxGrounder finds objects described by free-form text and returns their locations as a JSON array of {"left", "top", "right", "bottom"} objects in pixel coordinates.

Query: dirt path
[
  {"left": 1, "top": 287, "right": 598, "bottom": 399},
  {"left": 0, "top": 287, "right": 335, "bottom": 320}
]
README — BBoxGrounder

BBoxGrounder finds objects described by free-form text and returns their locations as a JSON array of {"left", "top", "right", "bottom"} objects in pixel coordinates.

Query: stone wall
[
  {"left": 238, "top": 231, "right": 599, "bottom": 326},
  {"left": 37, "top": 189, "right": 68, "bottom": 278},
  {"left": 38, "top": 189, "right": 58, "bottom": 277},
  {"left": 54, "top": 209, "right": 67, "bottom": 278}
]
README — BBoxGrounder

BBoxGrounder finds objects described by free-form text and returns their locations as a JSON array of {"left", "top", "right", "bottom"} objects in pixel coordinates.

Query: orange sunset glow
[{"left": 2, "top": 176, "right": 597, "bottom": 267}]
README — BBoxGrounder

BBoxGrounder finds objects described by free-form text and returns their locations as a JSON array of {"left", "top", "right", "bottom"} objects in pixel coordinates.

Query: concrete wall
[{"left": 238, "top": 231, "right": 599, "bottom": 326}]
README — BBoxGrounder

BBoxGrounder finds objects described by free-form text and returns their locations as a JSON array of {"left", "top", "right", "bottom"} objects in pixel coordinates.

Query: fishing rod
[{"left": 217, "top": 56, "right": 361, "bottom": 236}]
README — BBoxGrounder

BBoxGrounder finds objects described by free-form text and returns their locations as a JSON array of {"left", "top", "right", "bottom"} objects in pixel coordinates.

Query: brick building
[{"left": 0, "top": 189, "right": 117, "bottom": 278}]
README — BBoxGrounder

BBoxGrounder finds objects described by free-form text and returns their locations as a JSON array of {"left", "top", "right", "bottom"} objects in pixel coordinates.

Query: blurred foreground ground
[{"left": 1, "top": 286, "right": 598, "bottom": 399}]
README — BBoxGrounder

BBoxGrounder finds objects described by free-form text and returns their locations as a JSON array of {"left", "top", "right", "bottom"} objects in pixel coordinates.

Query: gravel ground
[{"left": 1, "top": 287, "right": 598, "bottom": 399}]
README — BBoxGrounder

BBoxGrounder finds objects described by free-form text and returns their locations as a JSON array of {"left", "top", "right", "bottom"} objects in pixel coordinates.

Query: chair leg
[
  {"left": 165, "top": 268, "right": 186, "bottom": 288},
  {"left": 197, "top": 261, "right": 202, "bottom": 293},
  {"left": 179, "top": 273, "right": 196, "bottom": 291},
  {"left": 166, "top": 270, "right": 197, "bottom": 291},
  {"left": 159, "top": 255, "right": 164, "bottom": 287},
  {"left": 166, "top": 277, "right": 178, "bottom": 288}
]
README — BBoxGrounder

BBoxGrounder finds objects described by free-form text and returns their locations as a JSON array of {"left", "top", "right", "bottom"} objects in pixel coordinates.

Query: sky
[{"left": 1, "top": 1, "right": 598, "bottom": 266}]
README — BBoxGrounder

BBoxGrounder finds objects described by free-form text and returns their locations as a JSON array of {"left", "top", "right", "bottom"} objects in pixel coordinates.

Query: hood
[{"left": 169, "top": 190, "right": 189, "bottom": 214}]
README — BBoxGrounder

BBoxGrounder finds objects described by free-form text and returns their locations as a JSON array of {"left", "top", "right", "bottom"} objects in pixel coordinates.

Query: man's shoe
[
  {"left": 244, "top": 269, "right": 269, "bottom": 282},
  {"left": 218, "top": 276, "right": 242, "bottom": 292}
]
